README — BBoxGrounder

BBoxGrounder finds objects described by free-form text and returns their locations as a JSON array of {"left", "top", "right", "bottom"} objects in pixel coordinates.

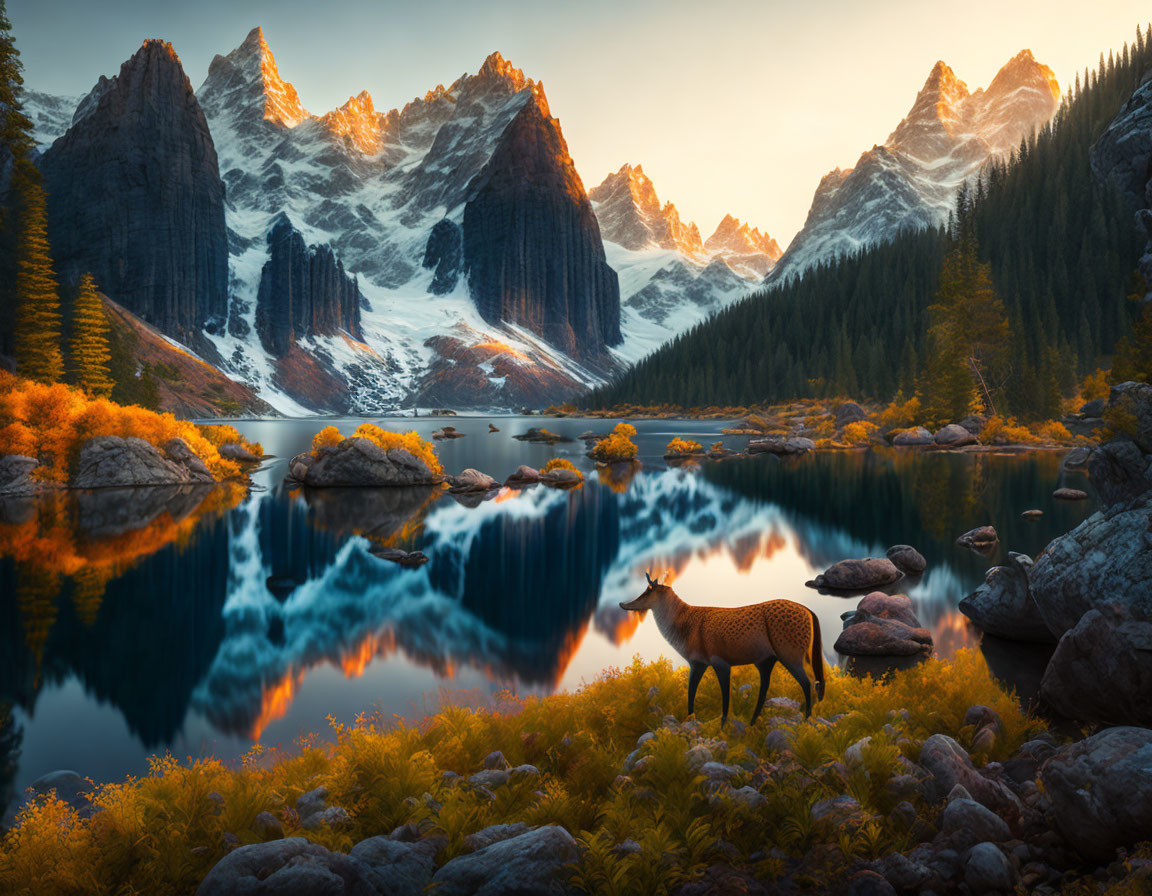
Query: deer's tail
[{"left": 808, "top": 609, "right": 825, "bottom": 701}]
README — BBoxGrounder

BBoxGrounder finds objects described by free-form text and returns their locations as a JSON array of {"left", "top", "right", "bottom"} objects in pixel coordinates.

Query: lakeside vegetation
[{"left": 0, "top": 652, "right": 1054, "bottom": 895}]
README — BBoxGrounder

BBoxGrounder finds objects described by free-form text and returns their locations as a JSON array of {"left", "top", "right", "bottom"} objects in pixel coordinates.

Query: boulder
[
  {"left": 538, "top": 466, "right": 584, "bottom": 486},
  {"left": 1039, "top": 726, "right": 1152, "bottom": 861},
  {"left": 1089, "top": 438, "right": 1152, "bottom": 505},
  {"left": 504, "top": 465, "right": 540, "bottom": 486},
  {"left": 1040, "top": 603, "right": 1152, "bottom": 724},
  {"left": 1030, "top": 493, "right": 1152, "bottom": 637},
  {"left": 1021, "top": 509, "right": 1043, "bottom": 521},
  {"left": 807, "top": 558, "right": 902, "bottom": 591},
  {"left": 430, "top": 825, "right": 577, "bottom": 896},
  {"left": 292, "top": 438, "right": 443, "bottom": 488},
  {"left": 447, "top": 469, "right": 500, "bottom": 493},
  {"left": 196, "top": 835, "right": 441, "bottom": 896},
  {"left": 892, "top": 427, "right": 933, "bottom": 446},
  {"left": 219, "top": 442, "right": 261, "bottom": 463},
  {"left": 957, "top": 415, "right": 987, "bottom": 435},
  {"left": 369, "top": 547, "right": 429, "bottom": 568},
  {"left": 1052, "top": 487, "right": 1088, "bottom": 501},
  {"left": 72, "top": 436, "right": 215, "bottom": 488},
  {"left": 432, "top": 426, "right": 466, "bottom": 440},
  {"left": 464, "top": 823, "right": 529, "bottom": 852},
  {"left": 964, "top": 842, "right": 1016, "bottom": 893},
  {"left": 512, "top": 428, "right": 571, "bottom": 444},
  {"left": 885, "top": 545, "right": 926, "bottom": 576},
  {"left": 848, "top": 591, "right": 922, "bottom": 628},
  {"left": 918, "top": 735, "right": 1021, "bottom": 818},
  {"left": 1079, "top": 398, "right": 1106, "bottom": 417},
  {"left": 834, "top": 401, "right": 868, "bottom": 428},
  {"left": 941, "top": 798, "right": 1011, "bottom": 845},
  {"left": 934, "top": 424, "right": 978, "bottom": 447},
  {"left": 2, "top": 770, "right": 98, "bottom": 829},
  {"left": 0, "top": 454, "right": 44, "bottom": 497},
  {"left": 958, "top": 553, "right": 1055, "bottom": 643},
  {"left": 747, "top": 436, "right": 815, "bottom": 455},
  {"left": 955, "top": 525, "right": 998, "bottom": 555},
  {"left": 834, "top": 616, "right": 933, "bottom": 657}
]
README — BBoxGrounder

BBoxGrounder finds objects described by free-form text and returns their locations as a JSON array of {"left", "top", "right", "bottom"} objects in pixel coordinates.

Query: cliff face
[
  {"left": 462, "top": 96, "right": 621, "bottom": 359},
  {"left": 255, "top": 215, "right": 363, "bottom": 357},
  {"left": 39, "top": 40, "right": 228, "bottom": 344}
]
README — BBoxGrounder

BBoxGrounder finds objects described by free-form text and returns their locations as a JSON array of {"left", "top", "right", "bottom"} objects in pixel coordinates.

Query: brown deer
[{"left": 620, "top": 573, "right": 825, "bottom": 724}]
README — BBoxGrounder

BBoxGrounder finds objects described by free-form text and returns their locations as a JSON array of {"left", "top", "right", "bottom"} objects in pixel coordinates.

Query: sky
[{"left": 10, "top": 0, "right": 1149, "bottom": 246}]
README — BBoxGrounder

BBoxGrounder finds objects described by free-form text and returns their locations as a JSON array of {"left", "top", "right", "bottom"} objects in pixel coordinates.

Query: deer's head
[{"left": 620, "top": 572, "right": 671, "bottom": 611}]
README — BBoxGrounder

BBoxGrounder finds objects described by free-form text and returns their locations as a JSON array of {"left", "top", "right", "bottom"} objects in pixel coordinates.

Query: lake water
[{"left": 0, "top": 416, "right": 1094, "bottom": 817}]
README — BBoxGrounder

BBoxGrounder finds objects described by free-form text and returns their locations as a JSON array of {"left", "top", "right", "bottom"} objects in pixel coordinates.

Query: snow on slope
[
  {"left": 769, "top": 50, "right": 1060, "bottom": 284},
  {"left": 22, "top": 88, "right": 83, "bottom": 151}
]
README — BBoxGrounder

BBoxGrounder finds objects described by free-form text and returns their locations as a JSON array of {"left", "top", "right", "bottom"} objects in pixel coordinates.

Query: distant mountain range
[{"left": 22, "top": 32, "right": 1060, "bottom": 413}]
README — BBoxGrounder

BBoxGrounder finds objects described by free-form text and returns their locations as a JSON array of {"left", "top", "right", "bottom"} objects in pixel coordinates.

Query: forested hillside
[{"left": 588, "top": 26, "right": 1152, "bottom": 418}]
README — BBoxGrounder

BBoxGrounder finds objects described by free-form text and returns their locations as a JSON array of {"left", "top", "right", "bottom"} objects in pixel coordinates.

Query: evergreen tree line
[
  {"left": 587, "top": 25, "right": 1152, "bottom": 418},
  {"left": 0, "top": 1, "right": 114, "bottom": 398}
]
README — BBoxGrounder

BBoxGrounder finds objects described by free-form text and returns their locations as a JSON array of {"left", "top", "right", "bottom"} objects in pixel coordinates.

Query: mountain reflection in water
[{"left": 0, "top": 417, "right": 1093, "bottom": 815}]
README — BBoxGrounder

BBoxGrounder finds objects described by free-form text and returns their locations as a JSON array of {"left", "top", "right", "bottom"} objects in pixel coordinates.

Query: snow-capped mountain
[
  {"left": 589, "top": 164, "right": 780, "bottom": 363},
  {"left": 22, "top": 88, "right": 82, "bottom": 151},
  {"left": 769, "top": 50, "right": 1060, "bottom": 283}
]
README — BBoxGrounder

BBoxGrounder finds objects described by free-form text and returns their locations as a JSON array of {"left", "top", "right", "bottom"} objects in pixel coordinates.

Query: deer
[{"left": 620, "top": 573, "right": 825, "bottom": 725}]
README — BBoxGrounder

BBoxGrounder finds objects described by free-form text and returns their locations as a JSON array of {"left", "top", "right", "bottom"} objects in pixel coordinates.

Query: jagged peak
[
  {"left": 476, "top": 51, "right": 529, "bottom": 90},
  {"left": 320, "top": 89, "right": 386, "bottom": 154},
  {"left": 136, "top": 39, "right": 181, "bottom": 64},
  {"left": 985, "top": 48, "right": 1060, "bottom": 102},
  {"left": 203, "top": 26, "right": 309, "bottom": 128}
]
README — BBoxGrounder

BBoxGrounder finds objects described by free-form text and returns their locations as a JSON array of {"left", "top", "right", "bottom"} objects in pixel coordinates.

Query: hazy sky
[{"left": 10, "top": 0, "right": 1148, "bottom": 245}]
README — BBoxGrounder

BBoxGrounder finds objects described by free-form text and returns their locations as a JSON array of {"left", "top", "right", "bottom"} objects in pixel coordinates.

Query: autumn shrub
[
  {"left": 308, "top": 423, "right": 444, "bottom": 476},
  {"left": 840, "top": 421, "right": 880, "bottom": 446},
  {"left": 199, "top": 423, "right": 264, "bottom": 457},
  {"left": 542, "top": 458, "right": 580, "bottom": 475},
  {"left": 0, "top": 372, "right": 246, "bottom": 482},
  {"left": 0, "top": 651, "right": 1048, "bottom": 895},
  {"left": 980, "top": 415, "right": 1043, "bottom": 446},
  {"left": 1079, "top": 368, "right": 1111, "bottom": 403},
  {"left": 591, "top": 423, "right": 638, "bottom": 463},
  {"left": 664, "top": 437, "right": 703, "bottom": 456},
  {"left": 1033, "top": 421, "right": 1072, "bottom": 443},
  {"left": 877, "top": 396, "right": 922, "bottom": 430}
]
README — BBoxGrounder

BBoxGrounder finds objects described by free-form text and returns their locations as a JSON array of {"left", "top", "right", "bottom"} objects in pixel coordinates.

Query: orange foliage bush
[
  {"left": 841, "top": 421, "right": 880, "bottom": 446},
  {"left": 199, "top": 424, "right": 264, "bottom": 457},
  {"left": 1034, "top": 421, "right": 1072, "bottom": 443},
  {"left": 308, "top": 423, "right": 444, "bottom": 475},
  {"left": 877, "top": 396, "right": 922, "bottom": 429},
  {"left": 542, "top": 458, "right": 580, "bottom": 474},
  {"left": 591, "top": 423, "right": 638, "bottom": 462},
  {"left": 980, "top": 415, "right": 1043, "bottom": 446},
  {"left": 0, "top": 372, "right": 249, "bottom": 483},
  {"left": 664, "top": 437, "right": 703, "bottom": 456},
  {"left": 1080, "top": 368, "right": 1110, "bottom": 403}
]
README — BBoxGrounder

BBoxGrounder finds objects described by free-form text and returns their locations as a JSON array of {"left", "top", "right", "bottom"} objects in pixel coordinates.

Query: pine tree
[
  {"left": 13, "top": 180, "right": 63, "bottom": 383},
  {"left": 70, "top": 273, "right": 114, "bottom": 397}
]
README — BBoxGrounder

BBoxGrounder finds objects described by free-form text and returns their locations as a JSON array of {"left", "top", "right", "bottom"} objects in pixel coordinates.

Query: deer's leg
[
  {"left": 686, "top": 661, "right": 707, "bottom": 717},
  {"left": 711, "top": 659, "right": 731, "bottom": 727},
  {"left": 750, "top": 657, "right": 777, "bottom": 724},
  {"left": 782, "top": 658, "right": 813, "bottom": 718}
]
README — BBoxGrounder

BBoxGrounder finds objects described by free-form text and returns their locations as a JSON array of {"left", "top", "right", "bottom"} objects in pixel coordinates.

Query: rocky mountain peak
[
  {"left": 201, "top": 26, "right": 309, "bottom": 128},
  {"left": 320, "top": 89, "right": 386, "bottom": 153},
  {"left": 589, "top": 163, "right": 703, "bottom": 255},
  {"left": 476, "top": 51, "right": 530, "bottom": 92},
  {"left": 705, "top": 215, "right": 780, "bottom": 259}
]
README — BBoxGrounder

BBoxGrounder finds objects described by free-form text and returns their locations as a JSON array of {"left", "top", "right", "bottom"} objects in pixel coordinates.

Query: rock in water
[
  {"left": 807, "top": 558, "right": 902, "bottom": 591},
  {"left": 959, "top": 553, "right": 1055, "bottom": 643},
  {"left": 254, "top": 214, "right": 362, "bottom": 357},
  {"left": 748, "top": 436, "right": 816, "bottom": 455},
  {"left": 462, "top": 90, "right": 621, "bottom": 360},
  {"left": 447, "top": 469, "right": 500, "bottom": 493},
  {"left": 430, "top": 825, "right": 577, "bottom": 896},
  {"left": 933, "top": 424, "right": 978, "bottom": 447},
  {"left": 1040, "top": 603, "right": 1152, "bottom": 724},
  {"left": 955, "top": 525, "right": 998, "bottom": 555},
  {"left": 40, "top": 40, "right": 227, "bottom": 344},
  {"left": 292, "top": 438, "right": 443, "bottom": 487},
  {"left": 72, "top": 436, "right": 215, "bottom": 488},
  {"left": 885, "top": 544, "right": 926, "bottom": 576},
  {"left": 1040, "top": 727, "right": 1152, "bottom": 860},
  {"left": 892, "top": 427, "right": 934, "bottom": 446},
  {"left": 0, "top": 455, "right": 45, "bottom": 497},
  {"left": 1052, "top": 487, "right": 1088, "bottom": 501},
  {"left": 834, "top": 592, "right": 933, "bottom": 656}
]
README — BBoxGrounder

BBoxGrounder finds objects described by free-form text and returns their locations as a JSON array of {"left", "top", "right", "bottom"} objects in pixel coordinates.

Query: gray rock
[
  {"left": 892, "top": 427, "right": 933, "bottom": 446},
  {"left": 252, "top": 811, "right": 284, "bottom": 841},
  {"left": 295, "top": 438, "right": 443, "bottom": 487},
  {"left": 482, "top": 751, "right": 509, "bottom": 770},
  {"left": 747, "top": 436, "right": 816, "bottom": 455},
  {"left": 430, "top": 825, "right": 577, "bottom": 896},
  {"left": 447, "top": 468, "right": 499, "bottom": 493},
  {"left": 1040, "top": 603, "right": 1152, "bottom": 725},
  {"left": 468, "top": 770, "right": 510, "bottom": 789},
  {"left": 302, "top": 807, "right": 350, "bottom": 830},
  {"left": 811, "top": 795, "right": 865, "bottom": 828},
  {"left": 808, "top": 557, "right": 902, "bottom": 591},
  {"left": 955, "top": 525, "right": 998, "bottom": 555},
  {"left": 1030, "top": 492, "right": 1152, "bottom": 637},
  {"left": 941, "top": 798, "right": 1011, "bottom": 844},
  {"left": 504, "top": 465, "right": 540, "bottom": 486},
  {"left": 295, "top": 787, "right": 328, "bottom": 819},
  {"left": 219, "top": 442, "right": 261, "bottom": 463},
  {"left": 964, "top": 842, "right": 1016, "bottom": 893},
  {"left": 539, "top": 467, "right": 583, "bottom": 486},
  {"left": 958, "top": 553, "right": 1055, "bottom": 643},
  {"left": 4, "top": 770, "right": 98, "bottom": 829},
  {"left": 730, "top": 786, "right": 767, "bottom": 810},
  {"left": 464, "top": 823, "right": 529, "bottom": 852},
  {"left": 73, "top": 436, "right": 215, "bottom": 488},
  {"left": 918, "top": 735, "right": 1021, "bottom": 818},
  {"left": 0, "top": 454, "right": 45, "bottom": 497},
  {"left": 1089, "top": 437, "right": 1152, "bottom": 506},
  {"left": 369, "top": 546, "right": 429, "bottom": 567},
  {"left": 196, "top": 838, "right": 378, "bottom": 896},
  {"left": 934, "top": 424, "right": 978, "bottom": 447},
  {"left": 958, "top": 414, "right": 987, "bottom": 435},
  {"left": 348, "top": 836, "right": 441, "bottom": 896},
  {"left": 836, "top": 595, "right": 932, "bottom": 656},
  {"left": 1040, "top": 726, "right": 1152, "bottom": 861},
  {"left": 1080, "top": 398, "right": 1107, "bottom": 417},
  {"left": 885, "top": 544, "right": 926, "bottom": 576},
  {"left": 846, "top": 870, "right": 897, "bottom": 896},
  {"left": 834, "top": 401, "right": 868, "bottom": 428},
  {"left": 684, "top": 744, "right": 713, "bottom": 769},
  {"left": 849, "top": 591, "right": 923, "bottom": 628},
  {"left": 699, "top": 761, "right": 739, "bottom": 783},
  {"left": 1052, "top": 487, "right": 1088, "bottom": 500}
]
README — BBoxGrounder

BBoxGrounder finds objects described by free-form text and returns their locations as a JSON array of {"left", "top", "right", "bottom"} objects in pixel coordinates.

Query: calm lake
[{"left": 0, "top": 417, "right": 1094, "bottom": 816}]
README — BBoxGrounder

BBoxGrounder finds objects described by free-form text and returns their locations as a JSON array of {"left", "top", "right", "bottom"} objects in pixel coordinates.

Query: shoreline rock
[
  {"left": 287, "top": 438, "right": 444, "bottom": 488},
  {"left": 807, "top": 557, "right": 902, "bottom": 592}
]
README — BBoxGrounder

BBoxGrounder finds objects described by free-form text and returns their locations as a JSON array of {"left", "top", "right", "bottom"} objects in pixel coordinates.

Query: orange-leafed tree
[
  {"left": 69, "top": 273, "right": 114, "bottom": 398},
  {"left": 13, "top": 180, "right": 63, "bottom": 383}
]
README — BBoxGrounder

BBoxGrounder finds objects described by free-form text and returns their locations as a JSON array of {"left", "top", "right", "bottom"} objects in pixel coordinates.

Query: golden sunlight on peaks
[{"left": 474, "top": 340, "right": 529, "bottom": 362}]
